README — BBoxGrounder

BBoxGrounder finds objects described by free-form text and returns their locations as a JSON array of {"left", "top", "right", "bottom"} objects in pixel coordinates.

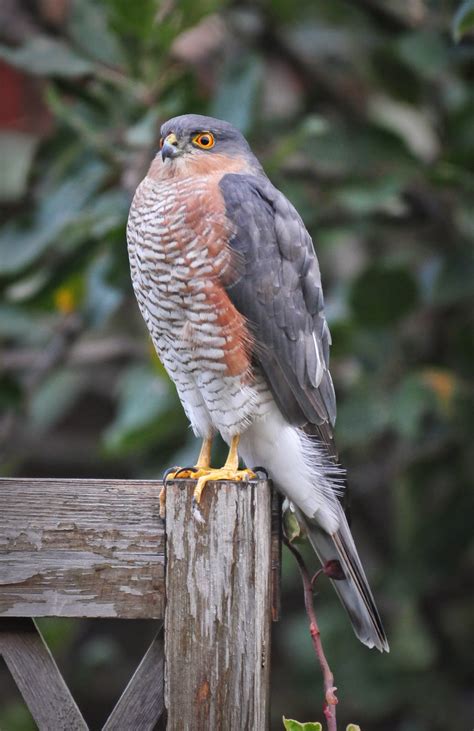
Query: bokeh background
[{"left": 0, "top": 1, "right": 473, "bottom": 729}]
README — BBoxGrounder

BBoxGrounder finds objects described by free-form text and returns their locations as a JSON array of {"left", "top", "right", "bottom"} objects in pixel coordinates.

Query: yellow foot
[
  {"left": 163, "top": 436, "right": 214, "bottom": 482},
  {"left": 160, "top": 467, "right": 212, "bottom": 519},
  {"left": 193, "top": 467, "right": 256, "bottom": 507},
  {"left": 164, "top": 466, "right": 213, "bottom": 481}
]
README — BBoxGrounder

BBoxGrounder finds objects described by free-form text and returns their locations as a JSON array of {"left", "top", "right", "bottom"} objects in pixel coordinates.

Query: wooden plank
[
  {"left": 0, "top": 479, "right": 165, "bottom": 619},
  {"left": 164, "top": 479, "right": 273, "bottom": 731},
  {"left": 0, "top": 617, "right": 88, "bottom": 730},
  {"left": 103, "top": 625, "right": 165, "bottom": 731},
  {"left": 271, "top": 489, "right": 282, "bottom": 622}
]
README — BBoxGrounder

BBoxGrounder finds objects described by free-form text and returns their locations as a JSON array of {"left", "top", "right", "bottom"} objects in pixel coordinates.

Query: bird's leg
[
  {"left": 192, "top": 435, "right": 256, "bottom": 507},
  {"left": 195, "top": 436, "right": 213, "bottom": 470},
  {"left": 164, "top": 437, "right": 214, "bottom": 480},
  {"left": 160, "top": 437, "right": 214, "bottom": 518}
]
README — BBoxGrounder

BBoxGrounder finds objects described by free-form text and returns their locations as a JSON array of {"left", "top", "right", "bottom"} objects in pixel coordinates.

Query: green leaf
[
  {"left": 212, "top": 54, "right": 262, "bottom": 134},
  {"left": 126, "top": 108, "right": 161, "bottom": 148},
  {"left": 0, "top": 701, "right": 36, "bottom": 731},
  {"left": 84, "top": 253, "right": 123, "bottom": 328},
  {"left": 346, "top": 726, "right": 362, "bottom": 731},
  {"left": 104, "top": 365, "right": 174, "bottom": 452},
  {"left": 335, "top": 177, "right": 405, "bottom": 216},
  {"left": 368, "top": 96, "right": 439, "bottom": 162},
  {"left": 282, "top": 506, "right": 306, "bottom": 544},
  {"left": 0, "top": 37, "right": 93, "bottom": 77},
  {"left": 350, "top": 265, "right": 418, "bottom": 327},
  {"left": 0, "top": 374, "right": 22, "bottom": 411},
  {"left": 282, "top": 718, "right": 322, "bottom": 731},
  {"left": 29, "top": 369, "right": 85, "bottom": 431},
  {"left": 453, "top": 0, "right": 474, "bottom": 42},
  {"left": 432, "top": 247, "right": 474, "bottom": 305},
  {"left": 0, "top": 305, "right": 50, "bottom": 344},
  {"left": 396, "top": 31, "right": 448, "bottom": 79},
  {"left": 69, "top": 0, "right": 125, "bottom": 67},
  {"left": 336, "top": 382, "right": 391, "bottom": 447},
  {"left": 0, "top": 161, "right": 107, "bottom": 275},
  {"left": 0, "top": 132, "right": 39, "bottom": 203},
  {"left": 36, "top": 618, "right": 77, "bottom": 653},
  {"left": 390, "top": 375, "right": 437, "bottom": 439},
  {"left": 103, "top": 0, "right": 160, "bottom": 41}
]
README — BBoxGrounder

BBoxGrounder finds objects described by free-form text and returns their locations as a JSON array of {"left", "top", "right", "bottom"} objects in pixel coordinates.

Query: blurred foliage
[{"left": 0, "top": 1, "right": 473, "bottom": 730}]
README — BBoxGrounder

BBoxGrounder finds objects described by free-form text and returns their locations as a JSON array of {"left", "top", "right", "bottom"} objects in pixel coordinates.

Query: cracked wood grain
[
  {"left": 164, "top": 479, "right": 273, "bottom": 731},
  {"left": 0, "top": 479, "right": 165, "bottom": 618}
]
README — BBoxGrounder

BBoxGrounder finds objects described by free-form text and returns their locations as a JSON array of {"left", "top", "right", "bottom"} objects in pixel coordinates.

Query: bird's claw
[{"left": 163, "top": 465, "right": 201, "bottom": 481}]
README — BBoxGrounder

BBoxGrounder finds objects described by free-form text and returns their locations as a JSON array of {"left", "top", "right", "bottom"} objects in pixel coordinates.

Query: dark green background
[{"left": 0, "top": 1, "right": 473, "bottom": 729}]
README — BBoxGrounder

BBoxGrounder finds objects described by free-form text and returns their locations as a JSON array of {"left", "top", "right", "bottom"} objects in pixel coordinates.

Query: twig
[
  {"left": 283, "top": 537, "right": 338, "bottom": 731},
  {"left": 0, "top": 336, "right": 146, "bottom": 372}
]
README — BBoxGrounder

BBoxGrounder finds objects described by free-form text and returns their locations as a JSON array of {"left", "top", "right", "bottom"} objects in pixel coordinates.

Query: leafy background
[{"left": 0, "top": 1, "right": 473, "bottom": 729}]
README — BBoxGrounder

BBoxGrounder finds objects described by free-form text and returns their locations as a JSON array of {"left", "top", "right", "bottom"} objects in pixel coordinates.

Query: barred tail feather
[{"left": 299, "top": 505, "right": 389, "bottom": 652}]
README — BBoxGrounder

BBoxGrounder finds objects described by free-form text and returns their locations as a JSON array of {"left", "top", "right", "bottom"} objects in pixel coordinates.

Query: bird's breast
[
  {"left": 127, "top": 174, "right": 252, "bottom": 380},
  {"left": 128, "top": 176, "right": 230, "bottom": 285}
]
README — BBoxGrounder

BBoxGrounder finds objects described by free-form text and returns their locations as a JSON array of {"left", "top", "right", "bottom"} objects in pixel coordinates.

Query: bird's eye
[
  {"left": 192, "top": 132, "right": 215, "bottom": 149},
  {"left": 159, "top": 137, "right": 164, "bottom": 149}
]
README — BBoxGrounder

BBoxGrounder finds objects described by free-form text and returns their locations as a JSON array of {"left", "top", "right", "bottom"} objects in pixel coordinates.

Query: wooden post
[{"left": 164, "top": 479, "right": 273, "bottom": 731}]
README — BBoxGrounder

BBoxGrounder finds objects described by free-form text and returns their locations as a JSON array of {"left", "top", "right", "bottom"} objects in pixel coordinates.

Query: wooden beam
[
  {"left": 0, "top": 479, "right": 165, "bottom": 619},
  {"left": 164, "top": 479, "right": 273, "bottom": 731},
  {"left": 103, "top": 625, "right": 165, "bottom": 731},
  {"left": 0, "top": 618, "right": 88, "bottom": 730}
]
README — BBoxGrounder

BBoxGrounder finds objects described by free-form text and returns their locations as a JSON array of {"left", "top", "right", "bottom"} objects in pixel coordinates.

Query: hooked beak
[{"left": 161, "top": 132, "right": 179, "bottom": 161}]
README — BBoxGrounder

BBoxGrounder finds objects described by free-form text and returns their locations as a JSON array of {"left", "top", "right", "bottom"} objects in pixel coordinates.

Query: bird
[{"left": 127, "top": 113, "right": 389, "bottom": 652}]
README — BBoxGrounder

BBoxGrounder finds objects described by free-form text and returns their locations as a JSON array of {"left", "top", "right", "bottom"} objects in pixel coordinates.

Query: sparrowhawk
[{"left": 127, "top": 113, "right": 388, "bottom": 652}]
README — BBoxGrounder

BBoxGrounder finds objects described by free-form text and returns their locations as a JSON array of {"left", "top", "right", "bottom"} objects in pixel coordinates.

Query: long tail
[
  {"left": 238, "top": 405, "right": 389, "bottom": 651},
  {"left": 298, "top": 503, "right": 389, "bottom": 652}
]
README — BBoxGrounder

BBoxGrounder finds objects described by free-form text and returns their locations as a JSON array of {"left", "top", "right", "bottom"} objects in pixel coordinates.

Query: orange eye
[
  {"left": 159, "top": 137, "right": 164, "bottom": 149},
  {"left": 192, "top": 132, "right": 215, "bottom": 149}
]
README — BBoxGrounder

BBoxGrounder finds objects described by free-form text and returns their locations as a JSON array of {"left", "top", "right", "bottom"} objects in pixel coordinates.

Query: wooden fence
[{"left": 0, "top": 477, "right": 281, "bottom": 730}]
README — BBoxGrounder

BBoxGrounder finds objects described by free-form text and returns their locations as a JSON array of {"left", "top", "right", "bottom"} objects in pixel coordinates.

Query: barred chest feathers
[{"left": 126, "top": 172, "right": 273, "bottom": 440}]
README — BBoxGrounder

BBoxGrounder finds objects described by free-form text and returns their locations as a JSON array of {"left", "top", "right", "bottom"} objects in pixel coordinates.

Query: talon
[
  {"left": 162, "top": 436, "right": 255, "bottom": 513},
  {"left": 174, "top": 465, "right": 197, "bottom": 478},
  {"left": 162, "top": 437, "right": 214, "bottom": 482},
  {"left": 163, "top": 466, "right": 179, "bottom": 483},
  {"left": 252, "top": 465, "right": 269, "bottom": 479},
  {"left": 163, "top": 465, "right": 210, "bottom": 481}
]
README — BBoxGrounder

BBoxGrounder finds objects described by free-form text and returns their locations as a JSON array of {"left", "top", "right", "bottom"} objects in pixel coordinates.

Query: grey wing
[{"left": 219, "top": 173, "right": 337, "bottom": 447}]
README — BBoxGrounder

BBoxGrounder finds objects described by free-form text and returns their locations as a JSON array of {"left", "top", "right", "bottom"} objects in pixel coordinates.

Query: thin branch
[
  {"left": 283, "top": 537, "right": 338, "bottom": 731},
  {"left": 0, "top": 336, "right": 146, "bottom": 372}
]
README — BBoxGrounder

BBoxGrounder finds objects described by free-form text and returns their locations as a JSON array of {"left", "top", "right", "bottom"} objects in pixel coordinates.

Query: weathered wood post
[
  {"left": 0, "top": 477, "right": 280, "bottom": 729},
  {"left": 164, "top": 478, "right": 275, "bottom": 731}
]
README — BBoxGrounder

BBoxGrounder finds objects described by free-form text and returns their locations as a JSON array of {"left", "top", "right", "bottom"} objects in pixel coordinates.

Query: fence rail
[{"left": 0, "top": 476, "right": 279, "bottom": 730}]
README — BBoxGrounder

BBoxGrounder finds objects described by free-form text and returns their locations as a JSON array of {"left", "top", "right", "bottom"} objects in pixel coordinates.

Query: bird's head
[{"left": 155, "top": 114, "right": 260, "bottom": 177}]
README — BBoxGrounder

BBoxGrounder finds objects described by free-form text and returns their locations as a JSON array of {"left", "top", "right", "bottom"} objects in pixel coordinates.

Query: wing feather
[{"left": 219, "top": 173, "right": 336, "bottom": 443}]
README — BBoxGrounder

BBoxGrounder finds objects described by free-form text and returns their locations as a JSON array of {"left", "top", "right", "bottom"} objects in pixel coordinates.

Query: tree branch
[{"left": 283, "top": 537, "right": 339, "bottom": 731}]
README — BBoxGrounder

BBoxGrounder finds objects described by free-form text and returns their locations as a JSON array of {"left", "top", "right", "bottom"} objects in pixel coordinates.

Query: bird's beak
[{"left": 161, "top": 133, "right": 179, "bottom": 161}]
